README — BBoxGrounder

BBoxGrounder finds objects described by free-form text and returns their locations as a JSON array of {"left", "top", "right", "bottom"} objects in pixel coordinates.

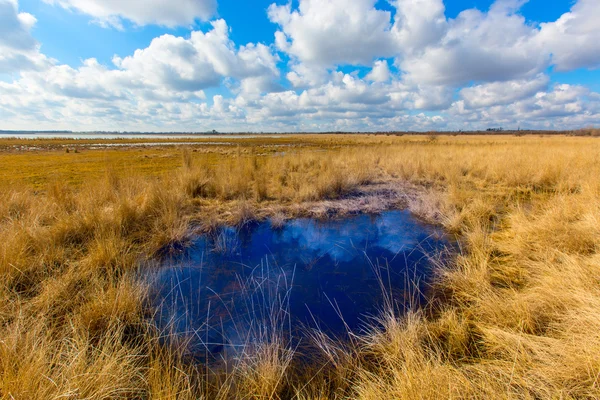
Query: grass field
[{"left": 1, "top": 134, "right": 599, "bottom": 399}]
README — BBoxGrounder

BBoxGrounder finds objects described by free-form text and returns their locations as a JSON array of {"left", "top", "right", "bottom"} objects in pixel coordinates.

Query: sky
[{"left": 1, "top": 0, "right": 599, "bottom": 132}]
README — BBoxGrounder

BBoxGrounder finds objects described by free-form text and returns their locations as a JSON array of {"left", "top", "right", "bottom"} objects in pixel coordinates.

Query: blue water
[{"left": 150, "top": 210, "right": 449, "bottom": 359}]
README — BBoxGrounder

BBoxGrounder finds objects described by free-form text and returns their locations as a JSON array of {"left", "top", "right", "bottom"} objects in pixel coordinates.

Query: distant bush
[
  {"left": 427, "top": 134, "right": 439, "bottom": 143},
  {"left": 572, "top": 127, "right": 600, "bottom": 137}
]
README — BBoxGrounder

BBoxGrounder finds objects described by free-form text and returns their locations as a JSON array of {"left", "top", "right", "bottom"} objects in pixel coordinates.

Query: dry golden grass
[{"left": 1, "top": 134, "right": 600, "bottom": 399}]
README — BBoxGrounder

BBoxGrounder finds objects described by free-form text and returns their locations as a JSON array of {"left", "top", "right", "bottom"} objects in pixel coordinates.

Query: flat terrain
[{"left": 1, "top": 134, "right": 599, "bottom": 399}]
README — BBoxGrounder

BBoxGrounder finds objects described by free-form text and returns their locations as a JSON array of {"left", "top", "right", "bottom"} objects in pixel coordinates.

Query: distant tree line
[{"left": 0, "top": 128, "right": 598, "bottom": 136}]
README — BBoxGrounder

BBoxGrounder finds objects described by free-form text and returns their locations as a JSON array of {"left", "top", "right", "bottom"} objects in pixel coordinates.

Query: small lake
[{"left": 149, "top": 210, "right": 450, "bottom": 360}]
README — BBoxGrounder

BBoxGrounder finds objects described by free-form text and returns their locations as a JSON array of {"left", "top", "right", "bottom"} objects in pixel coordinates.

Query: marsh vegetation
[{"left": 1, "top": 134, "right": 599, "bottom": 398}]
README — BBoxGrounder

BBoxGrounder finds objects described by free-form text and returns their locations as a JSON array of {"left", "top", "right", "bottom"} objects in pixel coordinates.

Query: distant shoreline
[{"left": 0, "top": 129, "right": 597, "bottom": 137}]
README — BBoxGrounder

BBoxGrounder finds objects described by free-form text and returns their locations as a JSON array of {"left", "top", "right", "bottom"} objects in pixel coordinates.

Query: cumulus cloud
[
  {"left": 241, "top": 72, "right": 457, "bottom": 127},
  {"left": 268, "top": 0, "right": 599, "bottom": 90},
  {"left": 0, "top": 0, "right": 49, "bottom": 72},
  {"left": 449, "top": 83, "right": 600, "bottom": 130},
  {"left": 2, "top": 0, "right": 600, "bottom": 132},
  {"left": 268, "top": 0, "right": 396, "bottom": 67},
  {"left": 536, "top": 0, "right": 600, "bottom": 71},
  {"left": 43, "top": 0, "right": 217, "bottom": 28},
  {"left": 395, "top": 0, "right": 600, "bottom": 86},
  {"left": 243, "top": 73, "right": 392, "bottom": 122},
  {"left": 391, "top": 0, "right": 446, "bottom": 51},
  {"left": 1, "top": 18, "right": 278, "bottom": 105},
  {"left": 397, "top": 4, "right": 547, "bottom": 85},
  {"left": 0, "top": 0, "right": 36, "bottom": 50},
  {"left": 366, "top": 60, "right": 391, "bottom": 83},
  {"left": 386, "top": 81, "right": 453, "bottom": 111},
  {"left": 112, "top": 20, "right": 279, "bottom": 93},
  {"left": 0, "top": 17, "right": 281, "bottom": 130},
  {"left": 459, "top": 74, "right": 550, "bottom": 109},
  {"left": 284, "top": 63, "right": 331, "bottom": 88}
]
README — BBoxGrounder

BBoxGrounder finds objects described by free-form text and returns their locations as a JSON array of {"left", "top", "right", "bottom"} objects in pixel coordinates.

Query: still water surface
[{"left": 150, "top": 210, "right": 449, "bottom": 359}]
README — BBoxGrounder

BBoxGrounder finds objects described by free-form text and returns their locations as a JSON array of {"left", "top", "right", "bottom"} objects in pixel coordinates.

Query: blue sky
[{"left": 1, "top": 0, "right": 599, "bottom": 131}]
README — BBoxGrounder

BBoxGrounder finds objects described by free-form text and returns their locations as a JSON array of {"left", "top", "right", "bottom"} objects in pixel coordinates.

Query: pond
[{"left": 149, "top": 210, "right": 450, "bottom": 360}]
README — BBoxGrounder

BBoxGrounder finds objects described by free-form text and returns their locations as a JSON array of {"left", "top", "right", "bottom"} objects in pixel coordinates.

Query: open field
[{"left": 1, "top": 134, "right": 600, "bottom": 399}]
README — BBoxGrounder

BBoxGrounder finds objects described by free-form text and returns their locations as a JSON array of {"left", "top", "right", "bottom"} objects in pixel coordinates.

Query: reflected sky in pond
[{"left": 149, "top": 210, "right": 450, "bottom": 359}]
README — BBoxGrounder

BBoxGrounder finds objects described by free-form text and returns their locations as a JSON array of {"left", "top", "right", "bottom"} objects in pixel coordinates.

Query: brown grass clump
[
  {"left": 1, "top": 134, "right": 600, "bottom": 398},
  {"left": 571, "top": 127, "right": 600, "bottom": 137}
]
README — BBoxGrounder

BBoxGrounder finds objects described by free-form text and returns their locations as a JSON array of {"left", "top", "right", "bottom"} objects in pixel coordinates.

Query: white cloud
[
  {"left": 536, "top": 0, "right": 600, "bottom": 71},
  {"left": 397, "top": 4, "right": 547, "bottom": 86},
  {"left": 391, "top": 0, "right": 446, "bottom": 51},
  {"left": 459, "top": 74, "right": 550, "bottom": 109},
  {"left": 395, "top": 0, "right": 600, "bottom": 86},
  {"left": 268, "top": 0, "right": 598, "bottom": 90},
  {"left": 366, "top": 60, "right": 391, "bottom": 83},
  {"left": 43, "top": 0, "right": 217, "bottom": 28},
  {"left": 2, "top": 0, "right": 600, "bottom": 132},
  {"left": 449, "top": 84, "right": 600, "bottom": 130},
  {"left": 112, "top": 20, "right": 279, "bottom": 93},
  {"left": 0, "top": 0, "right": 48, "bottom": 72},
  {"left": 0, "top": 0, "right": 36, "bottom": 50},
  {"left": 244, "top": 73, "right": 392, "bottom": 122},
  {"left": 241, "top": 73, "right": 456, "bottom": 127},
  {"left": 0, "top": 17, "right": 281, "bottom": 131},
  {"left": 268, "top": 0, "right": 396, "bottom": 67},
  {"left": 388, "top": 81, "right": 453, "bottom": 110},
  {"left": 234, "top": 76, "right": 284, "bottom": 99},
  {"left": 0, "top": 18, "right": 278, "bottom": 107},
  {"left": 285, "top": 63, "right": 332, "bottom": 88}
]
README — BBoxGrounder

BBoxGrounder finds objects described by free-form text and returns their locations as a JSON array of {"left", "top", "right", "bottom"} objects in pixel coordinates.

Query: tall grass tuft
[{"left": 1, "top": 134, "right": 600, "bottom": 398}]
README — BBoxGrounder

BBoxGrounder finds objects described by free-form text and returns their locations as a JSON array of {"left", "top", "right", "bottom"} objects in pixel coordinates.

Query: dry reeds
[{"left": 1, "top": 135, "right": 600, "bottom": 398}]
